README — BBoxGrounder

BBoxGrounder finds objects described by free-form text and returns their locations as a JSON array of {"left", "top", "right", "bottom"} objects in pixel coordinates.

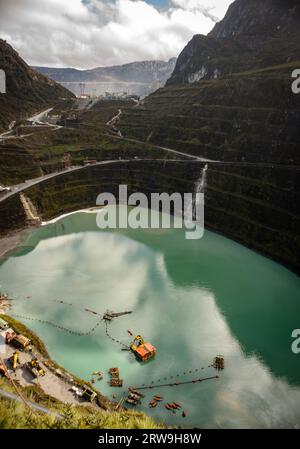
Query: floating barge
[
  {"left": 126, "top": 389, "right": 142, "bottom": 406},
  {"left": 109, "top": 367, "right": 123, "bottom": 387},
  {"left": 103, "top": 310, "right": 132, "bottom": 321},
  {"left": 213, "top": 355, "right": 225, "bottom": 370},
  {"left": 130, "top": 335, "right": 156, "bottom": 362}
]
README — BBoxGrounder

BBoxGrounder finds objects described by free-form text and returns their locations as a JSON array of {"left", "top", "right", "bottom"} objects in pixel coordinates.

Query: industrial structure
[
  {"left": 130, "top": 335, "right": 156, "bottom": 362},
  {"left": 5, "top": 331, "right": 31, "bottom": 351}
]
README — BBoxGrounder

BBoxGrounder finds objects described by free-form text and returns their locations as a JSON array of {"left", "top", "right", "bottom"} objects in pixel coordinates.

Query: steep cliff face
[
  {"left": 210, "top": 0, "right": 299, "bottom": 38},
  {"left": 0, "top": 39, "right": 74, "bottom": 131},
  {"left": 119, "top": 0, "right": 300, "bottom": 164},
  {"left": 117, "top": 0, "right": 300, "bottom": 271},
  {"left": 167, "top": 0, "right": 300, "bottom": 85}
]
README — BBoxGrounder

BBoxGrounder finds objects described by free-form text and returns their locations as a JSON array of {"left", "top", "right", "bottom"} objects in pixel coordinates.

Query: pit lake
[{"left": 0, "top": 208, "right": 300, "bottom": 428}]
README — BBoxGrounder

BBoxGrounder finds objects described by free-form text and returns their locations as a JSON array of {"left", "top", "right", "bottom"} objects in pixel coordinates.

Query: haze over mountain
[{"left": 34, "top": 58, "right": 177, "bottom": 98}]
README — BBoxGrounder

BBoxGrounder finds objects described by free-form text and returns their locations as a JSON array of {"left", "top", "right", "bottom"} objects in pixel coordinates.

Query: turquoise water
[{"left": 0, "top": 209, "right": 300, "bottom": 428}]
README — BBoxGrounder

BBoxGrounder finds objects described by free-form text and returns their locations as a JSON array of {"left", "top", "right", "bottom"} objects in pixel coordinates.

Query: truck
[
  {"left": 5, "top": 332, "right": 31, "bottom": 351},
  {"left": 9, "top": 351, "right": 20, "bottom": 371}
]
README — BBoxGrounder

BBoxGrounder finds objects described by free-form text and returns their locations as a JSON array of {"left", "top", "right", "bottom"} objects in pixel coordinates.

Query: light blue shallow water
[{"left": 0, "top": 209, "right": 299, "bottom": 428}]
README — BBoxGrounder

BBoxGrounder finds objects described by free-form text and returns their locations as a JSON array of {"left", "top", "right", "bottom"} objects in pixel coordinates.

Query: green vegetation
[
  {"left": 0, "top": 314, "right": 49, "bottom": 357},
  {"left": 0, "top": 39, "right": 74, "bottom": 132},
  {"left": 0, "top": 395, "right": 165, "bottom": 429},
  {"left": 0, "top": 314, "right": 165, "bottom": 429},
  {"left": 119, "top": 62, "right": 300, "bottom": 165},
  {"left": 0, "top": 97, "right": 169, "bottom": 185}
]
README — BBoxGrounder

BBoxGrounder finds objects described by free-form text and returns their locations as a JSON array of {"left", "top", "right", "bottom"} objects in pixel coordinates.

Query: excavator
[
  {"left": 131, "top": 335, "right": 144, "bottom": 349},
  {"left": 27, "top": 358, "right": 46, "bottom": 378}
]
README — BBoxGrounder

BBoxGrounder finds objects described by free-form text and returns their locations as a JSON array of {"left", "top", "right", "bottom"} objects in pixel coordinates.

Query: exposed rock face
[
  {"left": 0, "top": 39, "right": 74, "bottom": 131},
  {"left": 210, "top": 0, "right": 299, "bottom": 38},
  {"left": 117, "top": 0, "right": 300, "bottom": 271},
  {"left": 167, "top": 0, "right": 300, "bottom": 85},
  {"left": 34, "top": 58, "right": 177, "bottom": 98},
  {"left": 119, "top": 0, "right": 300, "bottom": 164}
]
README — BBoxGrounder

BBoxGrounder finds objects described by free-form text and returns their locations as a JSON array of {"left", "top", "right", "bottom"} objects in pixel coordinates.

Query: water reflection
[{"left": 0, "top": 211, "right": 299, "bottom": 428}]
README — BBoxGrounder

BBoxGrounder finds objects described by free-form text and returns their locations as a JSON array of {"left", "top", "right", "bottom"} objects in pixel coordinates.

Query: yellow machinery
[
  {"left": 130, "top": 335, "right": 156, "bottom": 362},
  {"left": 130, "top": 335, "right": 144, "bottom": 352},
  {"left": 10, "top": 351, "right": 20, "bottom": 371},
  {"left": 27, "top": 358, "right": 46, "bottom": 377}
]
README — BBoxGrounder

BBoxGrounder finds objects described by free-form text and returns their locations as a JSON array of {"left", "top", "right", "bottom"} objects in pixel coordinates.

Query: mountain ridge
[
  {"left": 34, "top": 58, "right": 177, "bottom": 97},
  {"left": 0, "top": 39, "right": 74, "bottom": 132},
  {"left": 117, "top": 0, "right": 300, "bottom": 270},
  {"left": 167, "top": 0, "right": 300, "bottom": 85}
]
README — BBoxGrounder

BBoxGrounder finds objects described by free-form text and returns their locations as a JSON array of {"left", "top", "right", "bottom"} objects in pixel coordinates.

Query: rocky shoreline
[
  {"left": 0, "top": 227, "right": 30, "bottom": 259},
  {"left": 0, "top": 313, "right": 116, "bottom": 411}
]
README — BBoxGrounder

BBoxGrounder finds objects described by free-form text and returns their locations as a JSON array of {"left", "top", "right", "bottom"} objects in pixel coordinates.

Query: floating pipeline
[
  {"left": 131, "top": 375, "right": 219, "bottom": 390},
  {"left": 104, "top": 321, "right": 130, "bottom": 350},
  {"left": 14, "top": 296, "right": 103, "bottom": 318},
  {"left": 134, "top": 364, "right": 215, "bottom": 387},
  {"left": 6, "top": 318, "right": 222, "bottom": 406},
  {"left": 8, "top": 298, "right": 133, "bottom": 340},
  {"left": 7, "top": 310, "right": 130, "bottom": 346},
  {"left": 8, "top": 311, "right": 221, "bottom": 390},
  {"left": 9, "top": 313, "right": 103, "bottom": 336}
]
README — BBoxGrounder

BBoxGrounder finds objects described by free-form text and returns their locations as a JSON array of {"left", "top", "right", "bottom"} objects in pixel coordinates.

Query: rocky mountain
[
  {"left": 120, "top": 0, "right": 300, "bottom": 164},
  {"left": 0, "top": 39, "right": 74, "bottom": 132},
  {"left": 167, "top": 0, "right": 300, "bottom": 85},
  {"left": 118, "top": 0, "right": 300, "bottom": 271},
  {"left": 34, "top": 58, "right": 176, "bottom": 98},
  {"left": 210, "top": 0, "right": 299, "bottom": 38}
]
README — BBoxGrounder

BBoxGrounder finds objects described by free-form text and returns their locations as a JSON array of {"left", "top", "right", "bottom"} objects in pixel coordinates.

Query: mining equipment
[
  {"left": 126, "top": 388, "right": 143, "bottom": 406},
  {"left": 9, "top": 351, "right": 20, "bottom": 371},
  {"left": 82, "top": 386, "right": 97, "bottom": 402},
  {"left": 130, "top": 335, "right": 156, "bottom": 362},
  {"left": 128, "top": 388, "right": 144, "bottom": 398},
  {"left": 27, "top": 358, "right": 46, "bottom": 378},
  {"left": 213, "top": 355, "right": 225, "bottom": 370},
  {"left": 103, "top": 310, "right": 132, "bottom": 321},
  {"left": 5, "top": 332, "right": 31, "bottom": 351},
  {"left": 126, "top": 392, "right": 140, "bottom": 405},
  {"left": 109, "top": 367, "right": 123, "bottom": 387}
]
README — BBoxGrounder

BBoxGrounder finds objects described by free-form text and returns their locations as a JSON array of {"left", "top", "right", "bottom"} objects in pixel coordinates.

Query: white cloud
[{"left": 0, "top": 0, "right": 234, "bottom": 68}]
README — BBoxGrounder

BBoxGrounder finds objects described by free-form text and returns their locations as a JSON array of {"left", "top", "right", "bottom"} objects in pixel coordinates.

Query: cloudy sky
[{"left": 0, "top": 0, "right": 234, "bottom": 69}]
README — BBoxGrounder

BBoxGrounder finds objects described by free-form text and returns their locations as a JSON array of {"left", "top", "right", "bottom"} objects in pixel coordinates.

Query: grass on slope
[
  {"left": 0, "top": 313, "right": 49, "bottom": 357},
  {"left": 0, "top": 396, "right": 165, "bottom": 429}
]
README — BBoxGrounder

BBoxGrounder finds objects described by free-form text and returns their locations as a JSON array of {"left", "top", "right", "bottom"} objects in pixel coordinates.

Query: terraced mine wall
[
  {"left": 0, "top": 160, "right": 299, "bottom": 274},
  {"left": 118, "top": 65, "right": 300, "bottom": 165}
]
